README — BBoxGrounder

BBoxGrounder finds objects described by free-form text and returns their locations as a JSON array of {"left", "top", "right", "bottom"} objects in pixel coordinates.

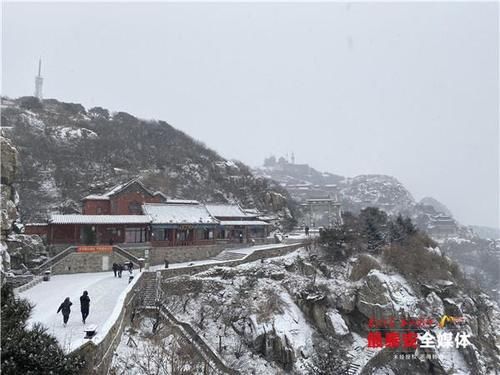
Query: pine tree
[{"left": 1, "top": 284, "right": 85, "bottom": 374}]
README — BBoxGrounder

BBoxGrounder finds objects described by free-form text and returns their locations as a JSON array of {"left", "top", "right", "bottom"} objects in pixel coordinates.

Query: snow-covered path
[
  {"left": 19, "top": 271, "right": 133, "bottom": 352},
  {"left": 149, "top": 242, "right": 297, "bottom": 271}
]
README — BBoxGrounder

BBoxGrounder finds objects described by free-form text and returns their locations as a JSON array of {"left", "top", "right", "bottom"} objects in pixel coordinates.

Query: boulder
[
  {"left": 6, "top": 234, "right": 46, "bottom": 269},
  {"left": 253, "top": 331, "right": 295, "bottom": 371},
  {"left": 0, "top": 137, "right": 18, "bottom": 185},
  {"left": 325, "top": 309, "right": 349, "bottom": 336},
  {"left": 356, "top": 270, "right": 418, "bottom": 320},
  {"left": 443, "top": 298, "right": 462, "bottom": 316},
  {"left": 1, "top": 199, "right": 18, "bottom": 235},
  {"left": 1, "top": 240, "right": 11, "bottom": 273},
  {"left": 336, "top": 286, "right": 357, "bottom": 313},
  {"left": 425, "top": 292, "right": 444, "bottom": 317}
]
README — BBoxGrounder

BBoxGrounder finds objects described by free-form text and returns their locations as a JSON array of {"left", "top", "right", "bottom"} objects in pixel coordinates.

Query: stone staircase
[
  {"left": 139, "top": 272, "right": 158, "bottom": 308},
  {"left": 137, "top": 271, "right": 238, "bottom": 374},
  {"left": 346, "top": 345, "right": 377, "bottom": 375},
  {"left": 142, "top": 304, "right": 239, "bottom": 375}
]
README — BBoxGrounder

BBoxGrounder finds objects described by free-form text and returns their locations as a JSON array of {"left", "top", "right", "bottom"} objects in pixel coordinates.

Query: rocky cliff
[
  {"left": 1, "top": 135, "right": 46, "bottom": 279},
  {"left": 112, "top": 244, "right": 500, "bottom": 374}
]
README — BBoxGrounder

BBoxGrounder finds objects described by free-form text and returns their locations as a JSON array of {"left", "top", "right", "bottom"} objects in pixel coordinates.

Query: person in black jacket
[
  {"left": 112, "top": 263, "right": 118, "bottom": 277},
  {"left": 118, "top": 263, "right": 123, "bottom": 278},
  {"left": 57, "top": 297, "right": 72, "bottom": 326},
  {"left": 80, "top": 291, "right": 90, "bottom": 324}
]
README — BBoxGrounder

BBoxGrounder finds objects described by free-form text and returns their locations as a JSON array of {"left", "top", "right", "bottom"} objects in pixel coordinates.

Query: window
[
  {"left": 125, "top": 228, "right": 147, "bottom": 243},
  {"left": 176, "top": 229, "right": 190, "bottom": 241},
  {"left": 153, "top": 229, "right": 166, "bottom": 241},
  {"left": 203, "top": 228, "right": 213, "bottom": 240}
]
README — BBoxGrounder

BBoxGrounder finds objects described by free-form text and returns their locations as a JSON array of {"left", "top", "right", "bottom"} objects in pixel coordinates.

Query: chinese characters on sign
[{"left": 366, "top": 316, "right": 472, "bottom": 352}]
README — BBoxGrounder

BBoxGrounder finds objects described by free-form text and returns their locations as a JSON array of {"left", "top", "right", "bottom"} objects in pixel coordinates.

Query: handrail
[
  {"left": 112, "top": 246, "right": 143, "bottom": 266},
  {"left": 155, "top": 304, "right": 239, "bottom": 375},
  {"left": 32, "top": 246, "right": 78, "bottom": 274}
]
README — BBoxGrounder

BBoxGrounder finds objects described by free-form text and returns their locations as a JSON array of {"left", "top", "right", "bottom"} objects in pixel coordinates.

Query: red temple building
[{"left": 26, "top": 179, "right": 270, "bottom": 249}]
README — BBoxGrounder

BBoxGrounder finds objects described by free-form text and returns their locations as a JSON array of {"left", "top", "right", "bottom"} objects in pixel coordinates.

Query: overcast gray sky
[{"left": 2, "top": 2, "right": 499, "bottom": 228}]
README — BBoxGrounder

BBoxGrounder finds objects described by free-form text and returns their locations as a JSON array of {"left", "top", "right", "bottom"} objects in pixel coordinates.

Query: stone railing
[
  {"left": 154, "top": 241, "right": 306, "bottom": 279},
  {"left": 32, "top": 246, "right": 78, "bottom": 274},
  {"left": 142, "top": 305, "right": 239, "bottom": 375},
  {"left": 112, "top": 246, "right": 143, "bottom": 267},
  {"left": 13, "top": 275, "right": 42, "bottom": 294}
]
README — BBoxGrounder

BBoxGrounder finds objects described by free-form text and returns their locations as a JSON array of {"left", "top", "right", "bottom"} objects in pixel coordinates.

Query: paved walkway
[{"left": 20, "top": 271, "right": 133, "bottom": 352}]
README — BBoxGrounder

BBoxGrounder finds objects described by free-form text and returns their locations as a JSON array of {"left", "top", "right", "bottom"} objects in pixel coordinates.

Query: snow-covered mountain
[
  {"left": 1, "top": 97, "right": 294, "bottom": 223},
  {"left": 254, "top": 159, "right": 461, "bottom": 234}
]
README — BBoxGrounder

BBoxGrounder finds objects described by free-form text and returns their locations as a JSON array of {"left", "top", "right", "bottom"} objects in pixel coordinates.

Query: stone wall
[
  {"left": 155, "top": 242, "right": 305, "bottom": 279},
  {"left": 51, "top": 252, "right": 131, "bottom": 274},
  {"left": 124, "top": 243, "right": 237, "bottom": 265}
]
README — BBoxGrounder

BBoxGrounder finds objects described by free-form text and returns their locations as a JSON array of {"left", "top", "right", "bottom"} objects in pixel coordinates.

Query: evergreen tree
[
  {"left": 1, "top": 284, "right": 84, "bottom": 374},
  {"left": 359, "top": 207, "right": 389, "bottom": 251}
]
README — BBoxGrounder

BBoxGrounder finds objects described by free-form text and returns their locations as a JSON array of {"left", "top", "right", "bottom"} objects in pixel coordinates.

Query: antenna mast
[{"left": 34, "top": 58, "right": 43, "bottom": 100}]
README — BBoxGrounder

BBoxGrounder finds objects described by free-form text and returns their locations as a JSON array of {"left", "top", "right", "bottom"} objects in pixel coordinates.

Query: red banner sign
[{"left": 77, "top": 246, "right": 113, "bottom": 253}]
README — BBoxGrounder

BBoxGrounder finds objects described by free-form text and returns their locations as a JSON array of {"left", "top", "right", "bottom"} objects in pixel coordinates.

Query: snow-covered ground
[{"left": 19, "top": 270, "right": 136, "bottom": 352}]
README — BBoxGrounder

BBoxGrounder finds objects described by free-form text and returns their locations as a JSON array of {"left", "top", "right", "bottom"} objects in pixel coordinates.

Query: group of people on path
[
  {"left": 112, "top": 261, "right": 133, "bottom": 278},
  {"left": 57, "top": 291, "right": 90, "bottom": 326}
]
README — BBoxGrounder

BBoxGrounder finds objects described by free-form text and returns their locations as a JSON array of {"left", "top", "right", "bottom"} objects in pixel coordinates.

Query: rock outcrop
[
  {"left": 356, "top": 270, "right": 418, "bottom": 319},
  {"left": 1, "top": 136, "right": 20, "bottom": 276}
]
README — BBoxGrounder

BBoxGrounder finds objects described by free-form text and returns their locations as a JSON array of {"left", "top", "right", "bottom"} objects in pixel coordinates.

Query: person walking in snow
[
  {"left": 57, "top": 297, "right": 72, "bottom": 326},
  {"left": 164, "top": 258, "right": 169, "bottom": 269},
  {"left": 112, "top": 262, "right": 118, "bottom": 277},
  {"left": 118, "top": 263, "right": 123, "bottom": 278},
  {"left": 80, "top": 291, "right": 90, "bottom": 324}
]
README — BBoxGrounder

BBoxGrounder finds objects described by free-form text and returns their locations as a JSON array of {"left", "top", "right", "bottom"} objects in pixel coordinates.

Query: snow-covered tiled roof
[
  {"left": 82, "top": 179, "right": 164, "bottom": 201},
  {"left": 166, "top": 199, "right": 199, "bottom": 205},
  {"left": 219, "top": 220, "right": 269, "bottom": 226},
  {"left": 82, "top": 194, "right": 110, "bottom": 201},
  {"left": 142, "top": 203, "right": 218, "bottom": 225},
  {"left": 242, "top": 208, "right": 261, "bottom": 217},
  {"left": 153, "top": 191, "right": 168, "bottom": 200},
  {"left": 49, "top": 214, "right": 150, "bottom": 225},
  {"left": 205, "top": 204, "right": 249, "bottom": 218}
]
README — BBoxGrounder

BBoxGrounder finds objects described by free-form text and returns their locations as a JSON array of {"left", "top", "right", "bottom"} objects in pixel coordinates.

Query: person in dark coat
[
  {"left": 57, "top": 297, "right": 72, "bottom": 326},
  {"left": 80, "top": 291, "right": 90, "bottom": 324},
  {"left": 164, "top": 258, "right": 169, "bottom": 269},
  {"left": 127, "top": 261, "right": 133, "bottom": 272},
  {"left": 118, "top": 263, "right": 123, "bottom": 278},
  {"left": 112, "top": 263, "right": 118, "bottom": 277}
]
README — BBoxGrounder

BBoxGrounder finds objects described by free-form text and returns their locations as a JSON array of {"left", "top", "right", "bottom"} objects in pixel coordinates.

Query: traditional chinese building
[
  {"left": 81, "top": 179, "right": 165, "bottom": 215},
  {"left": 143, "top": 202, "right": 219, "bottom": 247},
  {"left": 428, "top": 214, "right": 458, "bottom": 238},
  {"left": 27, "top": 179, "right": 271, "bottom": 249},
  {"left": 205, "top": 204, "right": 270, "bottom": 241}
]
